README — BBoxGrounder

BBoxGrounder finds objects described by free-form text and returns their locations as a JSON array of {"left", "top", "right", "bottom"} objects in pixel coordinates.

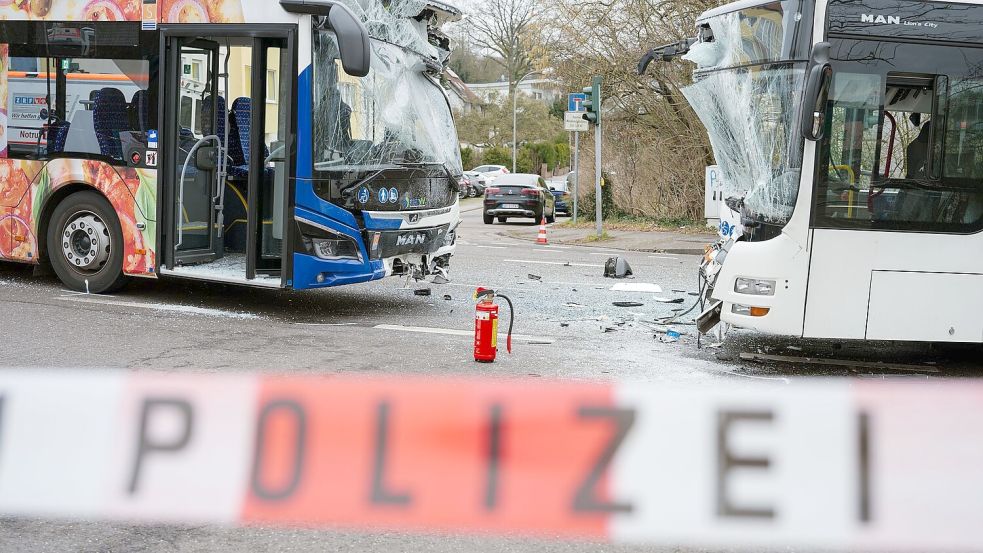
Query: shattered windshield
[
  {"left": 682, "top": 1, "right": 808, "bottom": 225},
  {"left": 311, "top": 2, "right": 461, "bottom": 176}
]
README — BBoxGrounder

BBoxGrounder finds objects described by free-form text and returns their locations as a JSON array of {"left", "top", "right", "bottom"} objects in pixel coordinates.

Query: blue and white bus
[{"left": 0, "top": 0, "right": 463, "bottom": 293}]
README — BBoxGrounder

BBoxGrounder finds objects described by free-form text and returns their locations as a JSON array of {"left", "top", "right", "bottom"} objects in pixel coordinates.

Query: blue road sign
[{"left": 568, "top": 93, "right": 587, "bottom": 112}]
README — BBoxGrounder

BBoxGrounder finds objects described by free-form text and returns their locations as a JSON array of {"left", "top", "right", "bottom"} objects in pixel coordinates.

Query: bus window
[
  {"left": 815, "top": 43, "right": 983, "bottom": 234},
  {"left": 818, "top": 71, "right": 883, "bottom": 222},
  {"left": 3, "top": 22, "right": 156, "bottom": 165}
]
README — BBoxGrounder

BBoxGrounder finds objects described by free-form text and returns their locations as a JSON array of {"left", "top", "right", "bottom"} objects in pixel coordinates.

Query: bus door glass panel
[
  {"left": 256, "top": 41, "right": 289, "bottom": 269},
  {"left": 173, "top": 39, "right": 221, "bottom": 261},
  {"left": 818, "top": 72, "right": 883, "bottom": 222}
]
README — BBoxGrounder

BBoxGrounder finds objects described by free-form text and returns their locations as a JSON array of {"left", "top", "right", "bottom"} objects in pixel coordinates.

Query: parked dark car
[
  {"left": 483, "top": 174, "right": 556, "bottom": 224},
  {"left": 549, "top": 179, "right": 572, "bottom": 216}
]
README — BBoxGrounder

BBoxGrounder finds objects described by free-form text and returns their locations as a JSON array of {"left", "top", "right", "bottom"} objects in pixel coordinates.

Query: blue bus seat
[{"left": 93, "top": 87, "right": 129, "bottom": 160}]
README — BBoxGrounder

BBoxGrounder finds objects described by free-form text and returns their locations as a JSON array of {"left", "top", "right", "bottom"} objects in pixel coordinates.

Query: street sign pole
[
  {"left": 566, "top": 91, "right": 589, "bottom": 225},
  {"left": 573, "top": 131, "right": 580, "bottom": 223},
  {"left": 594, "top": 118, "right": 602, "bottom": 238}
]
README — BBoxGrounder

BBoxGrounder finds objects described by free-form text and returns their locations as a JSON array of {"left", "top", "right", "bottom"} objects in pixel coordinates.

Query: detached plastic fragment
[
  {"left": 414, "top": 288, "right": 432, "bottom": 296},
  {"left": 528, "top": 274, "right": 543, "bottom": 281},
  {"left": 604, "top": 257, "right": 633, "bottom": 279},
  {"left": 613, "top": 301, "right": 645, "bottom": 308}
]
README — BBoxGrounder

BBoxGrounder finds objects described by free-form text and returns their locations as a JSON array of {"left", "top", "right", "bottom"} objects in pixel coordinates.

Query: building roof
[{"left": 444, "top": 68, "right": 484, "bottom": 106}]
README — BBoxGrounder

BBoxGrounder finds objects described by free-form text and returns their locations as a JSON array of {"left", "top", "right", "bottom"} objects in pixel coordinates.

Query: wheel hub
[{"left": 61, "top": 213, "right": 111, "bottom": 272}]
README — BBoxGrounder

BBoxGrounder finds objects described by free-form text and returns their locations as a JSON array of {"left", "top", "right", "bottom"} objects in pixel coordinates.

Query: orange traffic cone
[{"left": 536, "top": 216, "right": 548, "bottom": 244}]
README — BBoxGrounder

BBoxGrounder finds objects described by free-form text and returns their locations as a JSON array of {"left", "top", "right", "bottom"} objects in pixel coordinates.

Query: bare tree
[
  {"left": 466, "top": 0, "right": 545, "bottom": 89},
  {"left": 540, "top": 0, "right": 719, "bottom": 221}
]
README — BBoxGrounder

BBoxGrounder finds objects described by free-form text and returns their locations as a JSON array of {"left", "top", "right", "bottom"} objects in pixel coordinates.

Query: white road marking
[
  {"left": 610, "top": 283, "right": 664, "bottom": 293},
  {"left": 373, "top": 324, "right": 555, "bottom": 344},
  {"left": 294, "top": 322, "right": 360, "bottom": 327},
  {"left": 56, "top": 296, "right": 260, "bottom": 319},
  {"left": 475, "top": 245, "right": 507, "bottom": 250},
  {"left": 650, "top": 255, "right": 680, "bottom": 260},
  {"left": 504, "top": 259, "right": 604, "bottom": 268}
]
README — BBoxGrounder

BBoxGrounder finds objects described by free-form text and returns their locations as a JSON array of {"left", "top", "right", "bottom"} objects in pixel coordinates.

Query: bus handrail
[
  {"left": 177, "top": 135, "right": 221, "bottom": 249},
  {"left": 832, "top": 164, "right": 858, "bottom": 218}
]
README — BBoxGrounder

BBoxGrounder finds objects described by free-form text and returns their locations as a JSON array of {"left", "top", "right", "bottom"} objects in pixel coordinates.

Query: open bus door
[
  {"left": 164, "top": 37, "right": 223, "bottom": 267},
  {"left": 160, "top": 29, "right": 296, "bottom": 286}
]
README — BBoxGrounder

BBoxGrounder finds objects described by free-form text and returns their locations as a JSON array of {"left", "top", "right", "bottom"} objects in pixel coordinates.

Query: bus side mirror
[
  {"left": 328, "top": 3, "right": 371, "bottom": 77},
  {"left": 801, "top": 42, "right": 832, "bottom": 141},
  {"left": 279, "top": 0, "right": 371, "bottom": 77}
]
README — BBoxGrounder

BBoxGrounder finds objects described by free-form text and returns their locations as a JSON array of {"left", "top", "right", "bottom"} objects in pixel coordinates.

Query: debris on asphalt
[
  {"left": 443, "top": 295, "right": 452, "bottom": 301},
  {"left": 602, "top": 326, "right": 619, "bottom": 333},
  {"left": 565, "top": 302, "right": 585, "bottom": 308},
  {"left": 528, "top": 274, "right": 543, "bottom": 281},
  {"left": 414, "top": 288, "right": 432, "bottom": 296},
  {"left": 653, "top": 296, "right": 685, "bottom": 304},
  {"left": 613, "top": 301, "right": 645, "bottom": 308},
  {"left": 610, "top": 283, "right": 662, "bottom": 293},
  {"left": 704, "top": 342, "right": 725, "bottom": 349},
  {"left": 604, "top": 257, "right": 634, "bottom": 279},
  {"left": 560, "top": 322, "right": 570, "bottom": 328},
  {"left": 431, "top": 274, "right": 450, "bottom": 285},
  {"left": 688, "top": 292, "right": 700, "bottom": 297},
  {"left": 659, "top": 334, "right": 679, "bottom": 344},
  {"left": 564, "top": 262, "right": 572, "bottom": 267},
  {"left": 672, "top": 289, "right": 687, "bottom": 294}
]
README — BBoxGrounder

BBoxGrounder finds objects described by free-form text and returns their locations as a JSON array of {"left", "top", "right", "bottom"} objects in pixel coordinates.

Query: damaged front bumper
[
  {"left": 363, "top": 203, "right": 460, "bottom": 279},
  {"left": 290, "top": 203, "right": 460, "bottom": 290}
]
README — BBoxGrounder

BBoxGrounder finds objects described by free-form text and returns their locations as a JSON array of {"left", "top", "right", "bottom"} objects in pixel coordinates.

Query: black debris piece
[
  {"left": 528, "top": 274, "right": 543, "bottom": 281},
  {"left": 613, "top": 301, "right": 645, "bottom": 308},
  {"left": 414, "top": 288, "right": 432, "bottom": 296},
  {"left": 443, "top": 295, "right": 452, "bottom": 301}
]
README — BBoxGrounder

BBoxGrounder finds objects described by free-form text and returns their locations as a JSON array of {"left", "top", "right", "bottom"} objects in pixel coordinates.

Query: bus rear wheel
[{"left": 47, "top": 191, "right": 129, "bottom": 294}]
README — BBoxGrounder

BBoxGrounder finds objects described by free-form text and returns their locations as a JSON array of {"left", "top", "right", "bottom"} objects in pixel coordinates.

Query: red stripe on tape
[{"left": 241, "top": 377, "right": 614, "bottom": 538}]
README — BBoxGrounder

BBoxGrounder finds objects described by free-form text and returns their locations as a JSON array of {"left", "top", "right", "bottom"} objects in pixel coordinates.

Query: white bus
[{"left": 641, "top": 0, "right": 983, "bottom": 343}]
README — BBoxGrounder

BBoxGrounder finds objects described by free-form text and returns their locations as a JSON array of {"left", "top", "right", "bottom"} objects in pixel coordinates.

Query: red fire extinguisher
[{"left": 474, "top": 288, "right": 514, "bottom": 363}]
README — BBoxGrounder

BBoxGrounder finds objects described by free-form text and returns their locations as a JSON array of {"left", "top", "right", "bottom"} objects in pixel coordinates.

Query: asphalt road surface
[{"left": 0, "top": 199, "right": 979, "bottom": 552}]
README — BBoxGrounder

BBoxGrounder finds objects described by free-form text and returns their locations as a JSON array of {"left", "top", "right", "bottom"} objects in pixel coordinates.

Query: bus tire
[{"left": 47, "top": 191, "right": 129, "bottom": 294}]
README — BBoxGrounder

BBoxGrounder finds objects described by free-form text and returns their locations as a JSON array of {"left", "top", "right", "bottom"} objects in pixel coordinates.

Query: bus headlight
[
  {"left": 735, "top": 277, "right": 776, "bottom": 296},
  {"left": 299, "top": 221, "right": 363, "bottom": 262}
]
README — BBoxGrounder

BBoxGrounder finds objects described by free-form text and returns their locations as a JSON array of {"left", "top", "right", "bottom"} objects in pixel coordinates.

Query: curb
[{"left": 501, "top": 230, "right": 710, "bottom": 256}]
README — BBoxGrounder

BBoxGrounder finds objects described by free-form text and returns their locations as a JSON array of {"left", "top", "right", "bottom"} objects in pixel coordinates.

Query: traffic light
[{"left": 582, "top": 75, "right": 602, "bottom": 126}]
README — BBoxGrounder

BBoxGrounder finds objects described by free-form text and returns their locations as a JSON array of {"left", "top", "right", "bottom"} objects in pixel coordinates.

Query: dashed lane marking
[
  {"left": 373, "top": 324, "right": 555, "bottom": 344},
  {"left": 504, "top": 259, "right": 604, "bottom": 268},
  {"left": 56, "top": 296, "right": 260, "bottom": 319}
]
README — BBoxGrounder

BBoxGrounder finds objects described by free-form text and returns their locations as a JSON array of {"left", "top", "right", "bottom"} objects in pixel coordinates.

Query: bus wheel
[{"left": 47, "top": 191, "right": 129, "bottom": 294}]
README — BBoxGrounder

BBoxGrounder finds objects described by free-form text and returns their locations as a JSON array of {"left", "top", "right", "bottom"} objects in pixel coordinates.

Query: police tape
[{"left": 0, "top": 370, "right": 980, "bottom": 551}]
